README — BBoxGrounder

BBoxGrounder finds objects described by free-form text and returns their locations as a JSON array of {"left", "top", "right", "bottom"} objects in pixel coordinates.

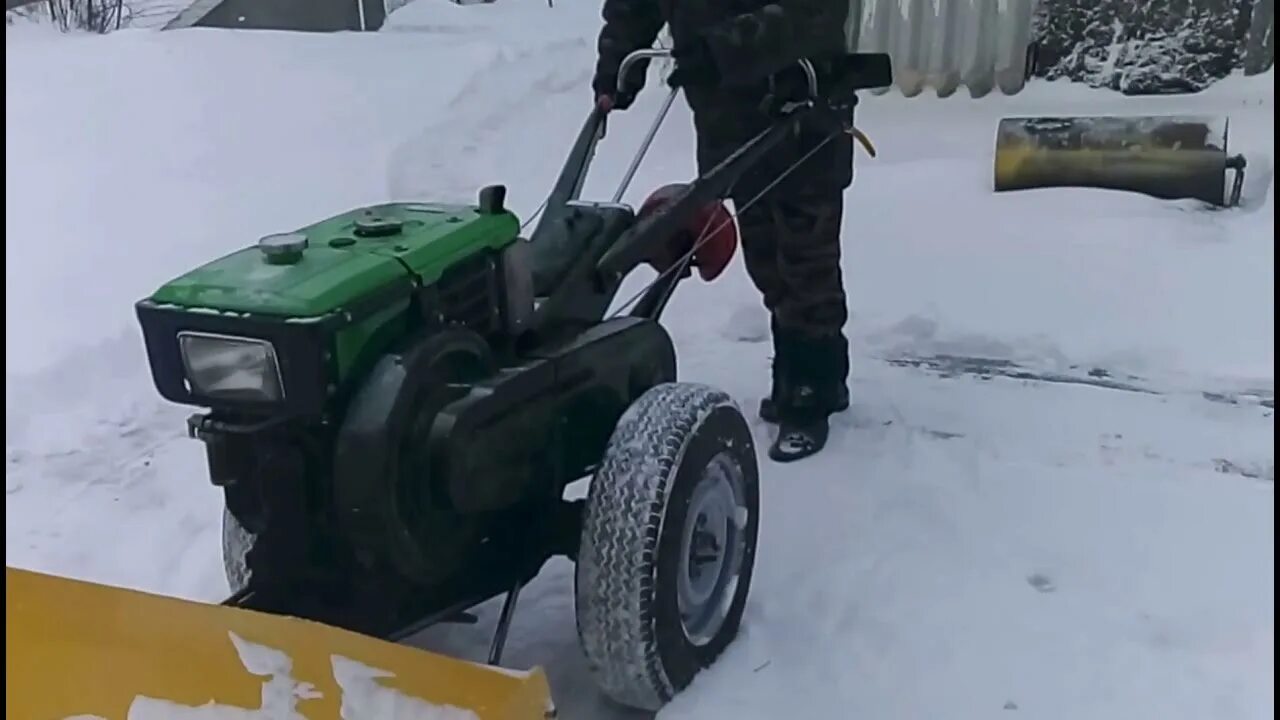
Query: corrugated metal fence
[
  {"left": 856, "top": 0, "right": 1040, "bottom": 98},
  {"left": 847, "top": 0, "right": 1272, "bottom": 97},
  {"left": 1245, "top": 0, "right": 1274, "bottom": 74}
]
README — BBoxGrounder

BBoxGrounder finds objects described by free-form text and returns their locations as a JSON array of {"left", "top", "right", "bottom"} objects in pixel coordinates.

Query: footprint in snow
[
  {"left": 1026, "top": 573, "right": 1056, "bottom": 593},
  {"left": 921, "top": 428, "right": 964, "bottom": 440},
  {"left": 1212, "top": 458, "right": 1273, "bottom": 481}
]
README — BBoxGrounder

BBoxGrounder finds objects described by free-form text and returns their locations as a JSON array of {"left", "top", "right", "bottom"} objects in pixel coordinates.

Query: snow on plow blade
[
  {"left": 5, "top": 567, "right": 554, "bottom": 719},
  {"left": 994, "top": 115, "right": 1248, "bottom": 207}
]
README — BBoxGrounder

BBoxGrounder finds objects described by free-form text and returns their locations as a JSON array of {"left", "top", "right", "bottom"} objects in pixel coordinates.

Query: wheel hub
[{"left": 677, "top": 451, "right": 749, "bottom": 646}]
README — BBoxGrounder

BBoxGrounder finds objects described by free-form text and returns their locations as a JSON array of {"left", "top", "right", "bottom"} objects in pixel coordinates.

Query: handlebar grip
[{"left": 616, "top": 48, "right": 673, "bottom": 96}]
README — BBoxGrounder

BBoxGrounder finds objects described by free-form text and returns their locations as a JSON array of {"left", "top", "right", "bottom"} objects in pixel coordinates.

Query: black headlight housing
[{"left": 136, "top": 300, "right": 336, "bottom": 417}]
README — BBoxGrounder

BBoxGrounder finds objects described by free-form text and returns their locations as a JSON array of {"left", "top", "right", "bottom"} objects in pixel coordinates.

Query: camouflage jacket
[
  {"left": 594, "top": 0, "right": 863, "bottom": 199},
  {"left": 593, "top": 0, "right": 862, "bottom": 96}
]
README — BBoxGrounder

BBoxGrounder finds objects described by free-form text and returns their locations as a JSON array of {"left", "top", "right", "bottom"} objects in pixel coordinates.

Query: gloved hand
[
  {"left": 593, "top": 61, "right": 648, "bottom": 112},
  {"left": 667, "top": 35, "right": 721, "bottom": 89}
]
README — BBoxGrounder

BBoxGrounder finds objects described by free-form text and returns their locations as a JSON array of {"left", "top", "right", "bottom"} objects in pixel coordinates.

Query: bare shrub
[{"left": 11, "top": 0, "right": 131, "bottom": 33}]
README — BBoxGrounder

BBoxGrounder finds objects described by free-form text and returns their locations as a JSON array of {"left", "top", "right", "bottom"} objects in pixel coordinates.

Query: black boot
[
  {"left": 758, "top": 316, "right": 793, "bottom": 424},
  {"left": 768, "top": 391, "right": 831, "bottom": 462},
  {"left": 767, "top": 332, "right": 849, "bottom": 463},
  {"left": 760, "top": 328, "right": 849, "bottom": 424}
]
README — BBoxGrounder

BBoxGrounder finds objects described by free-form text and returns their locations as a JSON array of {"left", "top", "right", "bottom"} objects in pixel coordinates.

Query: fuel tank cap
[
  {"left": 258, "top": 232, "right": 308, "bottom": 264},
  {"left": 354, "top": 213, "right": 404, "bottom": 238}
]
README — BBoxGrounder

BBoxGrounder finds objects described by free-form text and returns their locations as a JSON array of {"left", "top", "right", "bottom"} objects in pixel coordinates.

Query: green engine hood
[{"left": 149, "top": 202, "right": 520, "bottom": 318}]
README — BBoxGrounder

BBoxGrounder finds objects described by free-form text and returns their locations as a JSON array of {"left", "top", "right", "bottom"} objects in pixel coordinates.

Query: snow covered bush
[
  {"left": 1032, "top": 0, "right": 1266, "bottom": 94},
  {"left": 7, "top": 0, "right": 130, "bottom": 32},
  {"left": 52, "top": 0, "right": 128, "bottom": 32}
]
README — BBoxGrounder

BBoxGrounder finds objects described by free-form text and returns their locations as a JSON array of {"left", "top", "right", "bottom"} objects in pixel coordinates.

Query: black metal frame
[{"left": 523, "top": 51, "right": 891, "bottom": 338}]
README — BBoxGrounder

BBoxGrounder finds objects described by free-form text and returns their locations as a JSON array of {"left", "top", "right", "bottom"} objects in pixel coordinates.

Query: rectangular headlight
[{"left": 177, "top": 331, "right": 284, "bottom": 402}]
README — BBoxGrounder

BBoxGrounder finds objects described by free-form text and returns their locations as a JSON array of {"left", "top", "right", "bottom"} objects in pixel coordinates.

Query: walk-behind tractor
[{"left": 131, "top": 49, "right": 892, "bottom": 713}]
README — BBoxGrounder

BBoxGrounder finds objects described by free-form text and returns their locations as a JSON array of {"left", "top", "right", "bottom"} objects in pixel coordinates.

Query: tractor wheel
[
  {"left": 218, "top": 440, "right": 313, "bottom": 597},
  {"left": 221, "top": 506, "right": 253, "bottom": 594},
  {"left": 575, "top": 382, "right": 760, "bottom": 711}
]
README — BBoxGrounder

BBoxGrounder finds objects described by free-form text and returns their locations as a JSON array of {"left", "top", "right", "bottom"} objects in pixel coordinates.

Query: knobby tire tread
[{"left": 575, "top": 382, "right": 734, "bottom": 710}]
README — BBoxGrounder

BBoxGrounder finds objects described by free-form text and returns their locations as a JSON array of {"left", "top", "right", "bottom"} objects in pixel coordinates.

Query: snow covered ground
[{"left": 6, "top": 2, "right": 1274, "bottom": 719}]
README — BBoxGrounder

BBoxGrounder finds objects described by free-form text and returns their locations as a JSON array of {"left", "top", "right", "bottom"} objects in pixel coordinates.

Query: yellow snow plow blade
[
  {"left": 994, "top": 115, "right": 1248, "bottom": 207},
  {"left": 5, "top": 567, "right": 554, "bottom": 720}
]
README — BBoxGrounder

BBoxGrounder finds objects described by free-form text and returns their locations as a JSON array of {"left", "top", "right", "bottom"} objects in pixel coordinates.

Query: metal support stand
[
  {"left": 487, "top": 580, "right": 524, "bottom": 665},
  {"left": 1227, "top": 154, "right": 1248, "bottom": 207}
]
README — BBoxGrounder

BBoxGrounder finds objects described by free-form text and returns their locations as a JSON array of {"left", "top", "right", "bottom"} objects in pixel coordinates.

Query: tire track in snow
[
  {"left": 5, "top": 332, "right": 185, "bottom": 495},
  {"left": 386, "top": 36, "right": 594, "bottom": 210},
  {"left": 4, "top": 328, "right": 215, "bottom": 595}
]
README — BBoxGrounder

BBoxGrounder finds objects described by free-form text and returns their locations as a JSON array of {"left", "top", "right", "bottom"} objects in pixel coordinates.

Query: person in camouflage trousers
[{"left": 592, "top": 0, "right": 859, "bottom": 461}]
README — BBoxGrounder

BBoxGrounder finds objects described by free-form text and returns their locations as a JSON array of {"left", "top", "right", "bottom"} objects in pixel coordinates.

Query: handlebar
[
  {"left": 597, "top": 49, "right": 825, "bottom": 204},
  {"left": 617, "top": 48, "right": 672, "bottom": 95},
  {"left": 615, "top": 47, "right": 820, "bottom": 101},
  {"left": 796, "top": 58, "right": 819, "bottom": 101}
]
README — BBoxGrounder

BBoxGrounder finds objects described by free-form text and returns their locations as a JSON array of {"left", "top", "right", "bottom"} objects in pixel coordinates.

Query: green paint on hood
[{"left": 148, "top": 202, "right": 520, "bottom": 318}]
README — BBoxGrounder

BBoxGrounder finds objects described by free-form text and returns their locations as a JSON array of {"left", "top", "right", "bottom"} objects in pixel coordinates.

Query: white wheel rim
[{"left": 676, "top": 450, "right": 749, "bottom": 646}]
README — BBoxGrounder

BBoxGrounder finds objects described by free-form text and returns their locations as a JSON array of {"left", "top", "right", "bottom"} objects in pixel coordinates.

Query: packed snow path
[{"left": 6, "top": 3, "right": 1274, "bottom": 719}]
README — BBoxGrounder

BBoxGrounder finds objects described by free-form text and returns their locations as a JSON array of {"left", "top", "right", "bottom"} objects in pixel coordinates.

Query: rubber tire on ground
[
  {"left": 575, "top": 382, "right": 761, "bottom": 711},
  {"left": 221, "top": 506, "right": 253, "bottom": 594}
]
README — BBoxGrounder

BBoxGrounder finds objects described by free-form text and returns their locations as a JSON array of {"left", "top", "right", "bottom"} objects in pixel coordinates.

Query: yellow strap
[{"left": 849, "top": 126, "right": 877, "bottom": 158}]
